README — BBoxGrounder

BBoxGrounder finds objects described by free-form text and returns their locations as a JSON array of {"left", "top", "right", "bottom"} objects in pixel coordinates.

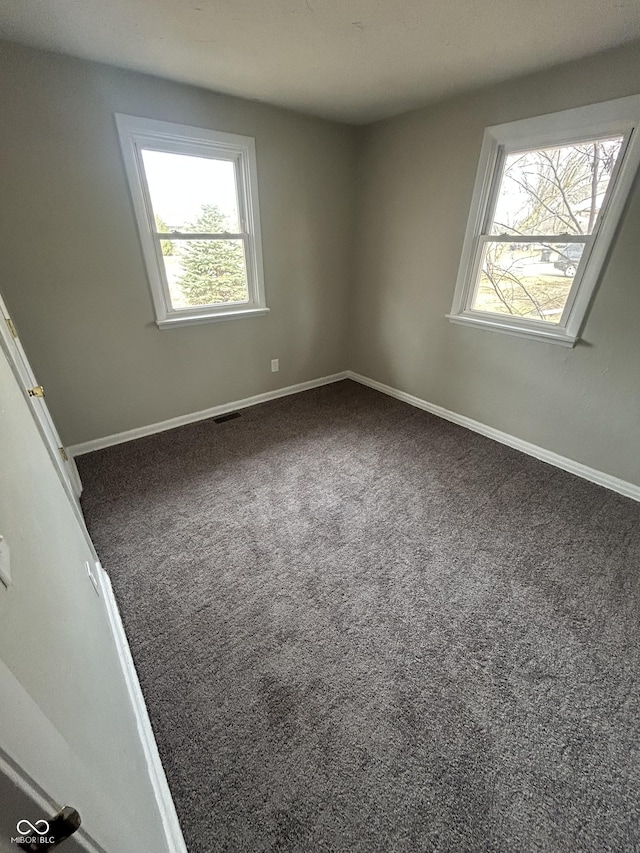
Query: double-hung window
[
  {"left": 116, "top": 115, "right": 267, "bottom": 328},
  {"left": 448, "top": 96, "right": 640, "bottom": 346}
]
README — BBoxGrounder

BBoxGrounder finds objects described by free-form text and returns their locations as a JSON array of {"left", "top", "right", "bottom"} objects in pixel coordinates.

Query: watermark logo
[
  {"left": 16, "top": 821, "right": 49, "bottom": 836},
  {"left": 11, "top": 818, "right": 55, "bottom": 846}
]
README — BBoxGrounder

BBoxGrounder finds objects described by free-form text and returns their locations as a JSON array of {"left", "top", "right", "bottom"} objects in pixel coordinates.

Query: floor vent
[{"left": 213, "top": 411, "right": 241, "bottom": 424}]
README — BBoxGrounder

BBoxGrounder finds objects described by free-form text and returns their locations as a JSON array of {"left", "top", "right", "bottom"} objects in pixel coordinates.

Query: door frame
[
  {"left": 0, "top": 293, "right": 82, "bottom": 508},
  {"left": 0, "top": 293, "right": 188, "bottom": 852}
]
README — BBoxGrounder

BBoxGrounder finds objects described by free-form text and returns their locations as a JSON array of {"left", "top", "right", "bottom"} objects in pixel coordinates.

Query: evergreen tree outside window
[{"left": 116, "top": 115, "right": 267, "bottom": 328}]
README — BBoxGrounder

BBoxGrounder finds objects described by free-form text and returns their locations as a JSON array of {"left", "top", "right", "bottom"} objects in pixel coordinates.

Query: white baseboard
[
  {"left": 70, "top": 366, "right": 639, "bottom": 503},
  {"left": 98, "top": 565, "right": 188, "bottom": 853},
  {"left": 69, "top": 371, "right": 349, "bottom": 456},
  {"left": 347, "top": 370, "right": 640, "bottom": 503}
]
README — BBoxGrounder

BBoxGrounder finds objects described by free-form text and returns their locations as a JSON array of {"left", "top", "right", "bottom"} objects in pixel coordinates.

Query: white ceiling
[{"left": 1, "top": 0, "right": 639, "bottom": 124}]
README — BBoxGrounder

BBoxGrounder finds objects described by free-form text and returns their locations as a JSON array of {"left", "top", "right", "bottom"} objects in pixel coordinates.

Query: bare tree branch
[
  {"left": 507, "top": 173, "right": 577, "bottom": 234},
  {"left": 588, "top": 141, "right": 600, "bottom": 233},
  {"left": 538, "top": 150, "right": 584, "bottom": 234}
]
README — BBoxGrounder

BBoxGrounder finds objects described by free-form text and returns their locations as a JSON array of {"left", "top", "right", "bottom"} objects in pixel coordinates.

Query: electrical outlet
[
  {"left": 271, "top": 359, "right": 279, "bottom": 373},
  {"left": 85, "top": 560, "right": 100, "bottom": 596},
  {"left": 0, "top": 535, "right": 11, "bottom": 589}
]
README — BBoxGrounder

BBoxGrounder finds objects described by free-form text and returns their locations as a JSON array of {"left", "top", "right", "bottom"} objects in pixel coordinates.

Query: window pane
[
  {"left": 160, "top": 239, "right": 249, "bottom": 308},
  {"left": 490, "top": 136, "right": 624, "bottom": 237},
  {"left": 471, "top": 242, "right": 585, "bottom": 322},
  {"left": 141, "top": 149, "right": 240, "bottom": 233}
]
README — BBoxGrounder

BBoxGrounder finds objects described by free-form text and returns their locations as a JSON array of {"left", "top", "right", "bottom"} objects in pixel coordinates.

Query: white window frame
[
  {"left": 447, "top": 95, "right": 640, "bottom": 346},
  {"left": 115, "top": 114, "right": 268, "bottom": 329}
]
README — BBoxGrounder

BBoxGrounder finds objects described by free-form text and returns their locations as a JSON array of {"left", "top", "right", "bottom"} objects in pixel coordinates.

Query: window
[
  {"left": 116, "top": 115, "right": 268, "bottom": 328},
  {"left": 448, "top": 96, "right": 640, "bottom": 346}
]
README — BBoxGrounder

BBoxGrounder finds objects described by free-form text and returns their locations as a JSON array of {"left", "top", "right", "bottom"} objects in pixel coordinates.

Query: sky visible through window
[{"left": 141, "top": 149, "right": 240, "bottom": 232}]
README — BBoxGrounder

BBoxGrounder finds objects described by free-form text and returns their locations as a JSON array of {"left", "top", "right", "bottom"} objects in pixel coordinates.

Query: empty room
[{"left": 1, "top": 2, "right": 640, "bottom": 851}]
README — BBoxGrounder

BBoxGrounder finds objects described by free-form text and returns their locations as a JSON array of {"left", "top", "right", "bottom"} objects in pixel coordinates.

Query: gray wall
[
  {"left": 2, "top": 39, "right": 639, "bottom": 485},
  {"left": 350, "top": 41, "right": 640, "bottom": 486},
  {"left": 0, "top": 42, "right": 357, "bottom": 446}
]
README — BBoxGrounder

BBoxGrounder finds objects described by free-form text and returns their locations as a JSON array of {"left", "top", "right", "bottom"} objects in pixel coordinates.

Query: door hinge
[
  {"left": 5, "top": 317, "right": 17, "bottom": 338},
  {"left": 59, "top": 446, "right": 69, "bottom": 462},
  {"left": 28, "top": 385, "right": 45, "bottom": 398}
]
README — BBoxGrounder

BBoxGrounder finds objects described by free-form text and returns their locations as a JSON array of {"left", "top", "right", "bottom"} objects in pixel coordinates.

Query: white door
[
  {"left": 0, "top": 292, "right": 82, "bottom": 506},
  {"left": 0, "top": 300, "right": 187, "bottom": 852},
  {"left": 0, "top": 660, "right": 104, "bottom": 852}
]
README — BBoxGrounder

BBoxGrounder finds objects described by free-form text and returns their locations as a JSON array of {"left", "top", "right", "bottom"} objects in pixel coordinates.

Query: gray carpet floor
[{"left": 78, "top": 380, "right": 640, "bottom": 853}]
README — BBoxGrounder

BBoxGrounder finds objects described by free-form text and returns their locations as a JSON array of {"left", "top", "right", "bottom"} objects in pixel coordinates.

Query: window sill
[
  {"left": 157, "top": 307, "right": 270, "bottom": 329},
  {"left": 446, "top": 313, "right": 578, "bottom": 347}
]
